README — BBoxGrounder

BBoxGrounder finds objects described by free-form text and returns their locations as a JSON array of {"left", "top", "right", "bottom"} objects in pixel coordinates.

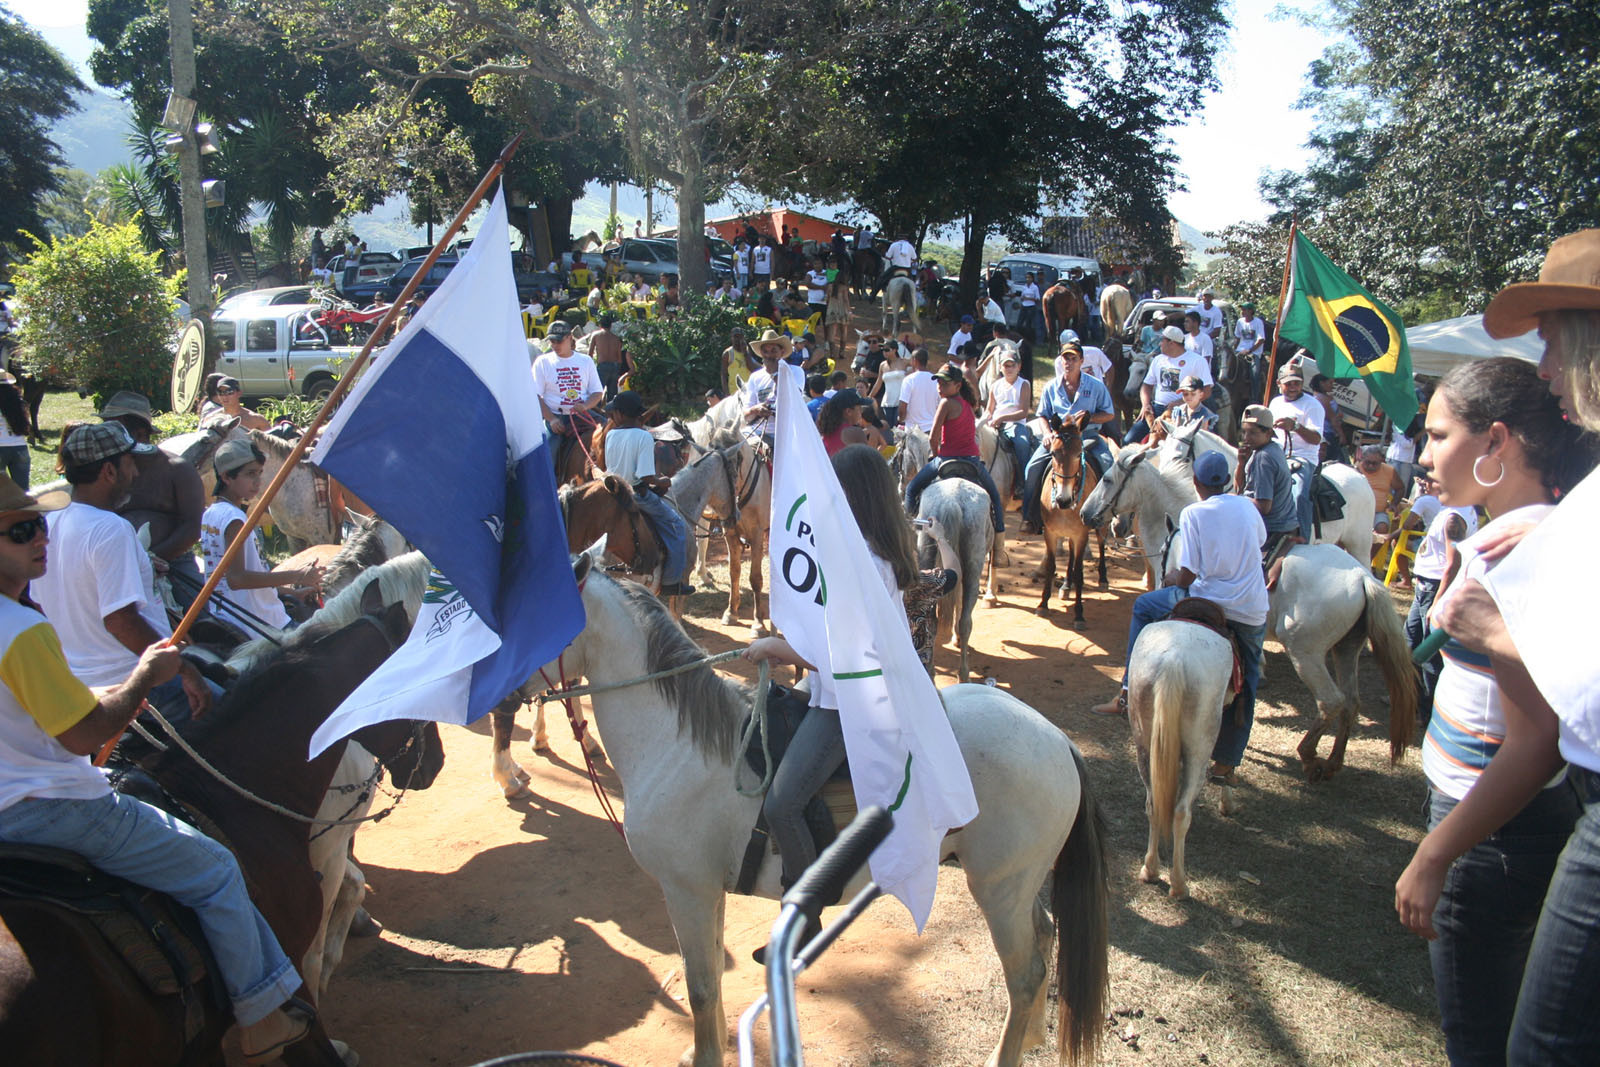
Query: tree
[
  {"left": 0, "top": 6, "right": 86, "bottom": 260},
  {"left": 1260, "top": 0, "right": 1600, "bottom": 311},
  {"left": 12, "top": 221, "right": 181, "bottom": 405}
]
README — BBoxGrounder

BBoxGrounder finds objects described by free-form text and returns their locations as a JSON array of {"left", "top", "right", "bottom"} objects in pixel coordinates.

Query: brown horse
[
  {"left": 1042, "top": 282, "right": 1085, "bottom": 345},
  {"left": 0, "top": 579, "right": 444, "bottom": 1066},
  {"left": 1036, "top": 416, "right": 1108, "bottom": 630},
  {"left": 553, "top": 416, "right": 603, "bottom": 487},
  {"left": 559, "top": 475, "right": 663, "bottom": 584}
]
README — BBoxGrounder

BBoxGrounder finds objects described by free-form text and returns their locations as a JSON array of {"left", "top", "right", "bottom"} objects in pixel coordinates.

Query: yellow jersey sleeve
[{"left": 1, "top": 622, "right": 98, "bottom": 736}]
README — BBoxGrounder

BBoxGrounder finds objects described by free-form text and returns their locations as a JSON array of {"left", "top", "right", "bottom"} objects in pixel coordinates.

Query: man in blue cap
[{"left": 1090, "top": 450, "right": 1268, "bottom": 784}]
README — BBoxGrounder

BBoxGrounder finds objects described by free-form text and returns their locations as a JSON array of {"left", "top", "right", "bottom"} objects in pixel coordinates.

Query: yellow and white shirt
[{"left": 0, "top": 597, "right": 105, "bottom": 812}]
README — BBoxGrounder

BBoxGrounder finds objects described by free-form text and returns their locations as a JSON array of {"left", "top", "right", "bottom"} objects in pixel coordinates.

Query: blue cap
[
  {"left": 960, "top": 314, "right": 974, "bottom": 324},
  {"left": 1194, "top": 451, "right": 1230, "bottom": 488}
]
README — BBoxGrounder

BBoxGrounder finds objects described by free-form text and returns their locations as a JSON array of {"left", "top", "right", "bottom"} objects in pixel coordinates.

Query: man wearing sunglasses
[
  {"left": 30, "top": 423, "right": 214, "bottom": 724},
  {"left": 0, "top": 473, "right": 317, "bottom": 1062}
]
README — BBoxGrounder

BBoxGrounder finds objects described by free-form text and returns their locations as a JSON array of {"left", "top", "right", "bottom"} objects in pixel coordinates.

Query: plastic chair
[{"left": 1378, "top": 506, "right": 1423, "bottom": 586}]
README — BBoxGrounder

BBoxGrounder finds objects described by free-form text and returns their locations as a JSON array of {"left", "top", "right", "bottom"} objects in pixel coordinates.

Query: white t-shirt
[
  {"left": 1143, "top": 351, "right": 1213, "bottom": 407},
  {"left": 980, "top": 297, "right": 1006, "bottom": 324},
  {"left": 886, "top": 240, "right": 915, "bottom": 269},
  {"left": 1177, "top": 493, "right": 1268, "bottom": 626},
  {"left": 989, "top": 376, "right": 1028, "bottom": 420},
  {"left": 948, "top": 328, "right": 973, "bottom": 357},
  {"left": 752, "top": 246, "right": 773, "bottom": 274},
  {"left": 200, "top": 499, "right": 291, "bottom": 629},
  {"left": 1412, "top": 504, "right": 1477, "bottom": 581},
  {"left": 1080, "top": 345, "right": 1112, "bottom": 380},
  {"left": 806, "top": 271, "right": 827, "bottom": 303},
  {"left": 533, "top": 352, "right": 603, "bottom": 415},
  {"left": 899, "top": 369, "right": 940, "bottom": 432},
  {"left": 0, "top": 598, "right": 109, "bottom": 812},
  {"left": 1020, "top": 283, "right": 1041, "bottom": 307},
  {"left": 1234, "top": 316, "right": 1266, "bottom": 357},
  {"left": 1387, "top": 432, "right": 1417, "bottom": 466},
  {"left": 0, "top": 416, "right": 24, "bottom": 449},
  {"left": 1426, "top": 504, "right": 1564, "bottom": 800},
  {"left": 734, "top": 248, "right": 749, "bottom": 273},
  {"left": 1481, "top": 467, "right": 1600, "bottom": 772},
  {"left": 1268, "top": 392, "right": 1327, "bottom": 464},
  {"left": 603, "top": 426, "right": 656, "bottom": 482},
  {"left": 33, "top": 501, "right": 171, "bottom": 687},
  {"left": 1198, "top": 303, "right": 1224, "bottom": 337},
  {"left": 1184, "top": 330, "right": 1215, "bottom": 365},
  {"left": 743, "top": 367, "right": 781, "bottom": 437}
]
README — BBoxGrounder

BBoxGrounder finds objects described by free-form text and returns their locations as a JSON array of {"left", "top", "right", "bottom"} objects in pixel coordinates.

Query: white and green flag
[{"left": 768, "top": 372, "right": 978, "bottom": 928}]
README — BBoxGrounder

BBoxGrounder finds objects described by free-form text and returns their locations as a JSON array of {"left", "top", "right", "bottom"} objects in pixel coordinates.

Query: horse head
[
  {"left": 1045, "top": 416, "right": 1088, "bottom": 510},
  {"left": 1080, "top": 444, "right": 1148, "bottom": 528}
]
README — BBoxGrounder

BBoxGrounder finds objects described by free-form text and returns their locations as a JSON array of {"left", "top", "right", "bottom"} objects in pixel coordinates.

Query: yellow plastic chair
[
  {"left": 781, "top": 318, "right": 811, "bottom": 340},
  {"left": 522, "top": 310, "right": 543, "bottom": 338},
  {"left": 747, "top": 314, "right": 776, "bottom": 332},
  {"left": 1378, "top": 506, "right": 1423, "bottom": 587}
]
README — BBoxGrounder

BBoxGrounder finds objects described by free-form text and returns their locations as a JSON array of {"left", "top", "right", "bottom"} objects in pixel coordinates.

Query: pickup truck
[{"left": 207, "top": 304, "right": 362, "bottom": 401}]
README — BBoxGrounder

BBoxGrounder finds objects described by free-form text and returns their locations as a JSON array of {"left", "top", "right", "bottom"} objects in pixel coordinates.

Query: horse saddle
[
  {"left": 1311, "top": 470, "right": 1346, "bottom": 524},
  {"left": 1169, "top": 597, "right": 1247, "bottom": 723},
  {"left": 733, "top": 683, "right": 853, "bottom": 897},
  {"left": 937, "top": 457, "right": 987, "bottom": 488}
]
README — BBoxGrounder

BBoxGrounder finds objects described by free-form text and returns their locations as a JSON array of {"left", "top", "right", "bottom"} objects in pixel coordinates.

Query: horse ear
[
  {"left": 1165, "top": 515, "right": 1177, "bottom": 535},
  {"left": 573, "top": 545, "right": 595, "bottom": 585},
  {"left": 582, "top": 534, "right": 608, "bottom": 567},
  {"left": 603, "top": 473, "right": 625, "bottom": 496},
  {"left": 359, "top": 574, "right": 386, "bottom": 618}
]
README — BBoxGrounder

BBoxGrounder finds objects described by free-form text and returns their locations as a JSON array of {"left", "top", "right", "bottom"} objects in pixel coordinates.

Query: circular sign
[{"left": 171, "top": 319, "right": 206, "bottom": 414}]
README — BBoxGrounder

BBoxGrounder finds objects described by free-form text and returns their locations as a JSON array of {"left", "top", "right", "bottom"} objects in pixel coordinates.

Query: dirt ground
[{"left": 314, "top": 530, "right": 1446, "bottom": 1067}]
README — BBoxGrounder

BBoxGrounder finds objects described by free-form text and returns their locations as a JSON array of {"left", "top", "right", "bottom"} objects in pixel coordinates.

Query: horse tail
[
  {"left": 1053, "top": 744, "right": 1109, "bottom": 1067},
  {"left": 1148, "top": 660, "right": 1185, "bottom": 844},
  {"left": 1363, "top": 574, "right": 1419, "bottom": 761}
]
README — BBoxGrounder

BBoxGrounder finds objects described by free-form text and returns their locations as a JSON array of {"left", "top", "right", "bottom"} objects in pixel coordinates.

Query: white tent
[{"left": 1406, "top": 314, "right": 1543, "bottom": 378}]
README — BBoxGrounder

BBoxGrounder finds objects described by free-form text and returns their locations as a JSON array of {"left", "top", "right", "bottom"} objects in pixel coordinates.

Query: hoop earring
[{"left": 1473, "top": 453, "right": 1505, "bottom": 489}]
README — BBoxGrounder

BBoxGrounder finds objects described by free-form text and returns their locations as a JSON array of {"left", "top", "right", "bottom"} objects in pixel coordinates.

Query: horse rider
[
  {"left": 1019, "top": 341, "right": 1115, "bottom": 535},
  {"left": 31, "top": 424, "right": 217, "bottom": 728},
  {"left": 853, "top": 221, "right": 874, "bottom": 252},
  {"left": 1267, "top": 361, "right": 1326, "bottom": 542},
  {"left": 534, "top": 320, "right": 604, "bottom": 438},
  {"left": 1090, "top": 451, "right": 1269, "bottom": 786},
  {"left": 602, "top": 391, "right": 695, "bottom": 597},
  {"left": 1123, "top": 325, "right": 1214, "bottom": 445},
  {"left": 1181, "top": 309, "right": 1216, "bottom": 380},
  {"left": 1235, "top": 404, "right": 1302, "bottom": 579},
  {"left": 99, "top": 392, "right": 206, "bottom": 610},
  {"left": 878, "top": 233, "right": 916, "bottom": 291},
  {"left": 1234, "top": 300, "right": 1267, "bottom": 394},
  {"left": 0, "top": 474, "right": 316, "bottom": 1064},
  {"left": 1197, "top": 289, "right": 1225, "bottom": 346},
  {"left": 742, "top": 329, "right": 802, "bottom": 450},
  {"left": 903, "top": 364, "right": 1008, "bottom": 554},
  {"left": 983, "top": 350, "right": 1034, "bottom": 499}
]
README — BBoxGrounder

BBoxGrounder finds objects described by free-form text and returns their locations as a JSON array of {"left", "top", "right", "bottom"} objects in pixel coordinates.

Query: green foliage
[
  {"left": 622, "top": 298, "right": 744, "bottom": 405},
  {"left": 150, "top": 409, "right": 198, "bottom": 440},
  {"left": 603, "top": 213, "right": 623, "bottom": 242},
  {"left": 12, "top": 220, "right": 179, "bottom": 407},
  {"left": 0, "top": 7, "right": 86, "bottom": 260},
  {"left": 258, "top": 393, "right": 328, "bottom": 427}
]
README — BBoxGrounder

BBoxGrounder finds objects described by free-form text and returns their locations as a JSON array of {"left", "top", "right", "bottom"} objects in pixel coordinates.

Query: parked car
[
  {"left": 610, "top": 237, "right": 733, "bottom": 283},
  {"left": 994, "top": 253, "right": 1101, "bottom": 302},
  {"left": 207, "top": 305, "right": 362, "bottom": 401},
  {"left": 331, "top": 251, "right": 401, "bottom": 295},
  {"left": 217, "top": 285, "right": 314, "bottom": 313},
  {"left": 381, "top": 254, "right": 547, "bottom": 304}
]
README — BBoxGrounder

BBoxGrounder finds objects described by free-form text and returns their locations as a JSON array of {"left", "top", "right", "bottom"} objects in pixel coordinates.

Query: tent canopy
[
  {"left": 1405, "top": 314, "right": 1542, "bottom": 378},
  {"left": 706, "top": 209, "right": 855, "bottom": 245}
]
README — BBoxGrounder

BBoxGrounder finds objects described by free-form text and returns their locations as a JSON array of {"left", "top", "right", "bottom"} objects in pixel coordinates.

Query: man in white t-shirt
[
  {"left": 1078, "top": 343, "right": 1113, "bottom": 380},
  {"left": 948, "top": 315, "right": 975, "bottom": 358},
  {"left": 1125, "top": 326, "right": 1213, "bottom": 444},
  {"left": 1019, "top": 272, "right": 1044, "bottom": 343},
  {"left": 1406, "top": 478, "right": 1477, "bottom": 721},
  {"left": 1183, "top": 310, "right": 1215, "bottom": 372},
  {"left": 533, "top": 320, "right": 604, "bottom": 439},
  {"left": 1266, "top": 362, "right": 1326, "bottom": 541},
  {"left": 1233, "top": 300, "right": 1267, "bottom": 394},
  {"left": 897, "top": 349, "right": 940, "bottom": 433},
  {"left": 752, "top": 239, "right": 774, "bottom": 290},
  {"left": 885, "top": 235, "right": 915, "bottom": 271},
  {"left": 1197, "top": 290, "right": 1225, "bottom": 343},
  {"left": 603, "top": 391, "right": 694, "bottom": 596},
  {"left": 1092, "top": 451, "right": 1268, "bottom": 780},
  {"left": 31, "top": 423, "right": 215, "bottom": 725},
  {"left": 979, "top": 293, "right": 1006, "bottom": 326},
  {"left": 742, "top": 330, "right": 803, "bottom": 444},
  {"left": 805, "top": 263, "right": 828, "bottom": 317}
]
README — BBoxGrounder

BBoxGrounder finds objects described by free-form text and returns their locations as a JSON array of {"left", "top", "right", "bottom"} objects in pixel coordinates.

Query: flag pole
[
  {"left": 94, "top": 134, "right": 524, "bottom": 767},
  {"left": 1262, "top": 217, "right": 1298, "bottom": 405}
]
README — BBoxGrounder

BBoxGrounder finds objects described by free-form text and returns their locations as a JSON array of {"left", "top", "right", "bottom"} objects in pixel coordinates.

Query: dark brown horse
[
  {"left": 553, "top": 416, "right": 603, "bottom": 487},
  {"left": 1042, "top": 282, "right": 1086, "bottom": 345},
  {"left": 1036, "top": 416, "right": 1108, "bottom": 630},
  {"left": 0, "top": 578, "right": 444, "bottom": 1066},
  {"left": 559, "top": 475, "right": 663, "bottom": 583},
  {"left": 851, "top": 244, "right": 884, "bottom": 301}
]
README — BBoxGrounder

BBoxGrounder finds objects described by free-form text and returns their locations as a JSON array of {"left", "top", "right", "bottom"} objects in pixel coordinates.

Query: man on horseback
[
  {"left": 602, "top": 392, "right": 695, "bottom": 597},
  {"left": 1019, "top": 343, "right": 1115, "bottom": 534},
  {"left": 1090, "top": 451, "right": 1267, "bottom": 784},
  {"left": 742, "top": 330, "right": 798, "bottom": 448},
  {"left": 534, "top": 319, "right": 604, "bottom": 439},
  {"left": 0, "top": 475, "right": 315, "bottom": 1064},
  {"left": 1267, "top": 362, "right": 1326, "bottom": 542},
  {"left": 100, "top": 392, "right": 206, "bottom": 610},
  {"left": 1236, "top": 404, "right": 1302, "bottom": 566},
  {"left": 879, "top": 233, "right": 916, "bottom": 292},
  {"left": 1124, "top": 325, "right": 1214, "bottom": 445}
]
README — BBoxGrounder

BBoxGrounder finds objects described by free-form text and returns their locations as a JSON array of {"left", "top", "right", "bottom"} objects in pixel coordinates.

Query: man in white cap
[
  {"left": 1267, "top": 361, "right": 1325, "bottom": 542},
  {"left": 0, "top": 473, "right": 316, "bottom": 1063},
  {"left": 30, "top": 423, "right": 214, "bottom": 724},
  {"left": 1124, "top": 325, "right": 1213, "bottom": 445},
  {"left": 100, "top": 391, "right": 206, "bottom": 608}
]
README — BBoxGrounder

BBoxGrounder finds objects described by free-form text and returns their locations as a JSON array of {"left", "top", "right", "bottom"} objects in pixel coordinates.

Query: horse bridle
[
  {"left": 1094, "top": 447, "right": 1148, "bottom": 520},
  {"left": 1045, "top": 430, "right": 1089, "bottom": 510}
]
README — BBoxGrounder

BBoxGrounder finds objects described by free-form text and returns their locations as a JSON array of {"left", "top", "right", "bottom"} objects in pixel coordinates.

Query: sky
[{"left": 12, "top": 0, "right": 1336, "bottom": 235}]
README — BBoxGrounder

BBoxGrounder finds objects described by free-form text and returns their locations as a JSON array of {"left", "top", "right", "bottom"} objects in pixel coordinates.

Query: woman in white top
[
  {"left": 984, "top": 350, "right": 1033, "bottom": 493},
  {"left": 1402, "top": 230, "right": 1600, "bottom": 1063},
  {"left": 872, "top": 344, "right": 909, "bottom": 428},
  {"left": 0, "top": 378, "right": 30, "bottom": 488},
  {"left": 1393, "top": 357, "right": 1597, "bottom": 1064}
]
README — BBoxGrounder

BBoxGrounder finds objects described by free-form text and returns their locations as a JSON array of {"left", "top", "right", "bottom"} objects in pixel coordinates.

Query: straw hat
[
  {"left": 1484, "top": 229, "right": 1600, "bottom": 339},
  {"left": 750, "top": 329, "right": 793, "bottom": 358},
  {"left": 0, "top": 474, "right": 68, "bottom": 515}
]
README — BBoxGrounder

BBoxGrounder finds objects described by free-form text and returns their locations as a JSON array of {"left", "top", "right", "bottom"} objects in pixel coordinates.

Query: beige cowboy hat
[
  {"left": 750, "top": 328, "right": 793, "bottom": 358},
  {"left": 0, "top": 473, "right": 68, "bottom": 514},
  {"left": 98, "top": 390, "right": 155, "bottom": 426},
  {"left": 1484, "top": 229, "right": 1600, "bottom": 339}
]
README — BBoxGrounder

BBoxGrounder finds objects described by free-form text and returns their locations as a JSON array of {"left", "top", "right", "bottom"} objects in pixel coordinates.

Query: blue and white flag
[
  {"left": 767, "top": 372, "right": 978, "bottom": 929},
  {"left": 306, "top": 188, "right": 584, "bottom": 756}
]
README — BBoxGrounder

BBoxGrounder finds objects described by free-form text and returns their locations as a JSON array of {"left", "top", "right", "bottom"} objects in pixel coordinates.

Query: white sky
[{"left": 14, "top": 0, "right": 1335, "bottom": 234}]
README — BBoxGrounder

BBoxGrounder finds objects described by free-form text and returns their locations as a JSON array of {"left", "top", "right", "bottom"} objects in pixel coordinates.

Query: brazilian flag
[{"left": 1280, "top": 231, "right": 1418, "bottom": 426}]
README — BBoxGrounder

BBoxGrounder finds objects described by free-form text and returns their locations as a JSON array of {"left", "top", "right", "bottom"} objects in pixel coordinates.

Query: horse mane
[
  {"left": 322, "top": 519, "right": 405, "bottom": 597},
  {"left": 179, "top": 631, "right": 346, "bottom": 748},
  {"left": 225, "top": 550, "right": 430, "bottom": 674},
  {"left": 605, "top": 573, "right": 748, "bottom": 763},
  {"left": 246, "top": 426, "right": 295, "bottom": 458}
]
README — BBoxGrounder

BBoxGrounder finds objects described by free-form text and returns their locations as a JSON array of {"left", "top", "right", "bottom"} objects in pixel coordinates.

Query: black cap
[
  {"left": 932, "top": 363, "right": 963, "bottom": 384},
  {"left": 607, "top": 390, "right": 646, "bottom": 417},
  {"left": 546, "top": 320, "right": 573, "bottom": 342}
]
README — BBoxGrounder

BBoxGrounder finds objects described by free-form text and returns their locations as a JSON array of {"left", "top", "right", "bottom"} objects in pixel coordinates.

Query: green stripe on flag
[
  {"left": 889, "top": 753, "right": 913, "bottom": 811},
  {"left": 833, "top": 668, "right": 884, "bottom": 680},
  {"left": 784, "top": 494, "right": 807, "bottom": 532}
]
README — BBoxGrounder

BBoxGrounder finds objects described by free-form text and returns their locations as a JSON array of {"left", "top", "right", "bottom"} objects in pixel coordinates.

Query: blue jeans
[
  {"left": 167, "top": 552, "right": 202, "bottom": 612},
  {"left": 997, "top": 422, "right": 1037, "bottom": 493},
  {"left": 0, "top": 444, "right": 28, "bottom": 488},
  {"left": 1122, "top": 586, "right": 1188, "bottom": 678},
  {"left": 1427, "top": 782, "right": 1580, "bottom": 1067},
  {"left": 0, "top": 792, "right": 301, "bottom": 1024},
  {"left": 633, "top": 487, "right": 688, "bottom": 585},
  {"left": 1507, "top": 767, "right": 1600, "bottom": 1065},
  {"left": 1020, "top": 434, "right": 1112, "bottom": 526},
  {"left": 763, "top": 706, "right": 846, "bottom": 887},
  {"left": 1122, "top": 402, "right": 1171, "bottom": 445},
  {"left": 905, "top": 456, "right": 1005, "bottom": 532},
  {"left": 1407, "top": 576, "right": 1442, "bottom": 726},
  {"left": 1288, "top": 459, "right": 1315, "bottom": 541}
]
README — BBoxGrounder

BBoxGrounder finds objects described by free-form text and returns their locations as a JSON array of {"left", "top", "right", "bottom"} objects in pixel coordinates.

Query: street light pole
[{"left": 168, "top": 0, "right": 211, "bottom": 322}]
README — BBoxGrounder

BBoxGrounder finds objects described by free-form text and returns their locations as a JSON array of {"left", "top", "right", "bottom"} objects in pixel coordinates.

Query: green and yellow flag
[{"left": 1280, "top": 231, "right": 1418, "bottom": 426}]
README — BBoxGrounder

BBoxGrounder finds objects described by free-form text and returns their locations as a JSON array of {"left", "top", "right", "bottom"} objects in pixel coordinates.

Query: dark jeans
[
  {"left": 762, "top": 706, "right": 846, "bottom": 887},
  {"left": 904, "top": 456, "right": 1005, "bottom": 532},
  {"left": 0, "top": 444, "right": 27, "bottom": 488},
  {"left": 1507, "top": 767, "right": 1600, "bottom": 1065},
  {"left": 1122, "top": 401, "right": 1171, "bottom": 445},
  {"left": 1407, "top": 576, "right": 1442, "bottom": 726},
  {"left": 1428, "top": 781, "right": 1580, "bottom": 1067},
  {"left": 1020, "top": 434, "right": 1111, "bottom": 526},
  {"left": 597, "top": 360, "right": 622, "bottom": 400}
]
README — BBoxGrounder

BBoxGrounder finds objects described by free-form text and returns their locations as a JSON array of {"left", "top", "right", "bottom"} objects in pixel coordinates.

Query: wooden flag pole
[
  {"left": 94, "top": 134, "right": 525, "bottom": 767},
  {"left": 1262, "top": 217, "right": 1299, "bottom": 405}
]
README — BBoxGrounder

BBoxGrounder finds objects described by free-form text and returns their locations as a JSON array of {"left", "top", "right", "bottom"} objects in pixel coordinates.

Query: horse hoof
[
  {"left": 721, "top": 611, "right": 736, "bottom": 625},
  {"left": 1072, "top": 618, "right": 1086, "bottom": 631},
  {"left": 1034, "top": 606, "right": 1048, "bottom": 617},
  {"left": 1098, "top": 579, "right": 1110, "bottom": 591},
  {"left": 1303, "top": 759, "right": 1329, "bottom": 783},
  {"left": 330, "top": 1039, "right": 360, "bottom": 1067},
  {"left": 1168, "top": 884, "right": 1190, "bottom": 901},
  {"left": 983, "top": 596, "right": 998, "bottom": 608},
  {"left": 1139, "top": 864, "right": 1160, "bottom": 884},
  {"left": 533, "top": 742, "right": 553, "bottom": 756}
]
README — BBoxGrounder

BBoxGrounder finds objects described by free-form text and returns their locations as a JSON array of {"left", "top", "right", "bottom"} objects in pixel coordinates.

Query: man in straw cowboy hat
[
  {"left": 741, "top": 329, "right": 801, "bottom": 447},
  {"left": 0, "top": 474, "right": 316, "bottom": 1063},
  {"left": 99, "top": 390, "right": 206, "bottom": 609}
]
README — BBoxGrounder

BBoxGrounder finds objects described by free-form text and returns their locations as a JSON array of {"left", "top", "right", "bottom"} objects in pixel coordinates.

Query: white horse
[
  {"left": 914, "top": 478, "right": 996, "bottom": 682},
  {"left": 548, "top": 549, "right": 1110, "bottom": 1067},
  {"left": 687, "top": 392, "right": 747, "bottom": 451},
  {"left": 667, "top": 443, "right": 743, "bottom": 590},
  {"left": 882, "top": 274, "right": 920, "bottom": 335},
  {"left": 1127, "top": 620, "right": 1235, "bottom": 900}
]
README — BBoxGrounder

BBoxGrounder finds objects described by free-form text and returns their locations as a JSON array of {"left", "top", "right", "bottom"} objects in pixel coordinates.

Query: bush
[
  {"left": 11, "top": 221, "right": 181, "bottom": 410},
  {"left": 623, "top": 297, "right": 746, "bottom": 405},
  {"left": 150, "top": 410, "right": 199, "bottom": 441}
]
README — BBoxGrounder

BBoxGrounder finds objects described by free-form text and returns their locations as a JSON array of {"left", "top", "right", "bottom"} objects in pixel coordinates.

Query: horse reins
[{"left": 539, "top": 651, "right": 627, "bottom": 839}]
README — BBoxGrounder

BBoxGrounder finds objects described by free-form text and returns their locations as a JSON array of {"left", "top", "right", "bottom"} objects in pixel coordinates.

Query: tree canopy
[{"left": 0, "top": 5, "right": 86, "bottom": 261}]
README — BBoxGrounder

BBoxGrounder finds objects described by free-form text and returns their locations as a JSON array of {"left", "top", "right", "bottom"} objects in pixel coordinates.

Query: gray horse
[{"left": 914, "top": 477, "right": 996, "bottom": 682}]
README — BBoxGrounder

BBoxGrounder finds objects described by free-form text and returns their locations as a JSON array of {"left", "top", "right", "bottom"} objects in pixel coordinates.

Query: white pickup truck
[{"left": 208, "top": 304, "right": 363, "bottom": 401}]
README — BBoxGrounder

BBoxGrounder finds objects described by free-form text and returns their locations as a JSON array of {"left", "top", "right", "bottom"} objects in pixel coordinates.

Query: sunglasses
[
  {"left": 3, "top": 516, "right": 46, "bottom": 544},
  {"left": 217, "top": 387, "right": 240, "bottom": 396}
]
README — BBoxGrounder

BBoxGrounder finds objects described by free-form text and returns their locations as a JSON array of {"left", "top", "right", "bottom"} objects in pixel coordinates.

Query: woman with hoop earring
[{"left": 1393, "top": 356, "right": 1600, "bottom": 1064}]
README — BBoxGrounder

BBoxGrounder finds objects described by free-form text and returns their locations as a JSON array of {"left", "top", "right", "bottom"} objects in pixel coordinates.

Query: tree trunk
[
  {"left": 958, "top": 210, "right": 989, "bottom": 309},
  {"left": 545, "top": 198, "right": 575, "bottom": 255},
  {"left": 675, "top": 150, "right": 708, "bottom": 295},
  {"left": 168, "top": 0, "right": 210, "bottom": 321}
]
